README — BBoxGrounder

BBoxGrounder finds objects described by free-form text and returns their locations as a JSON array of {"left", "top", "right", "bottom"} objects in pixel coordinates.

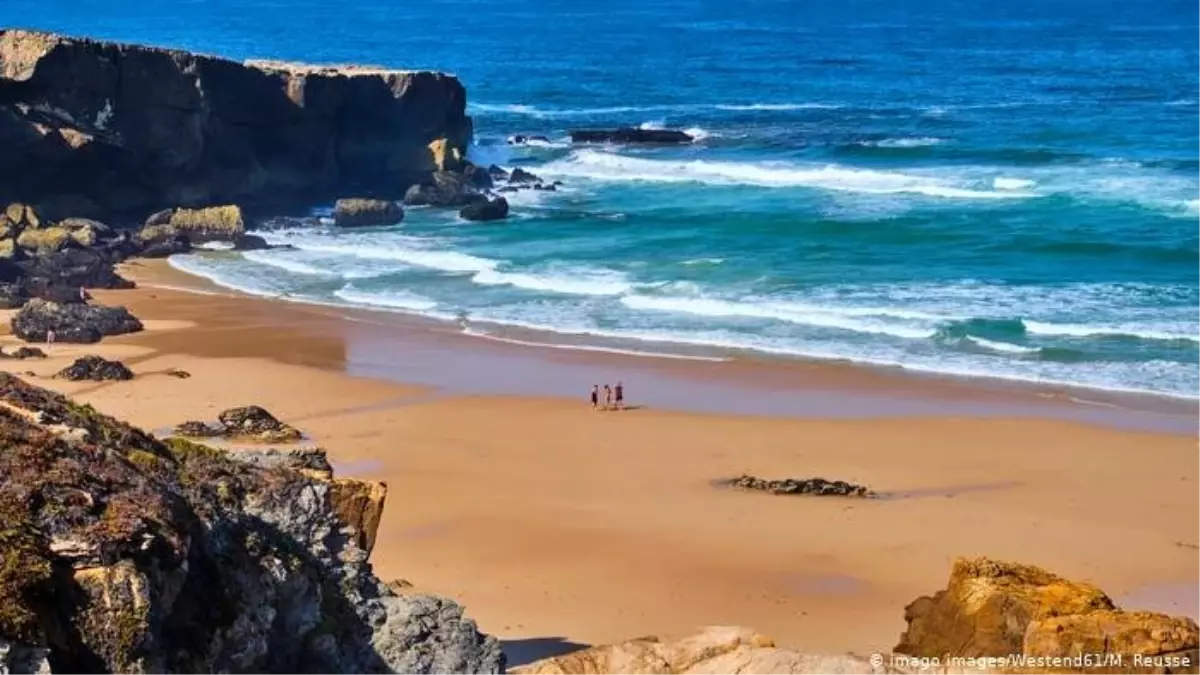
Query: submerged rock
[
  {"left": 11, "top": 299, "right": 143, "bottom": 343},
  {"left": 333, "top": 198, "right": 404, "bottom": 228},
  {"left": 55, "top": 355, "right": 134, "bottom": 381},
  {"left": 459, "top": 197, "right": 509, "bottom": 222},
  {"left": 5, "top": 346, "right": 46, "bottom": 359},
  {"left": 724, "top": 474, "right": 873, "bottom": 498},
  {"left": 507, "top": 167, "right": 542, "bottom": 185},
  {"left": 0, "top": 373, "right": 502, "bottom": 673},
  {"left": 570, "top": 128, "right": 694, "bottom": 144},
  {"left": 217, "top": 405, "right": 303, "bottom": 443},
  {"left": 896, "top": 557, "right": 1199, "bottom": 670},
  {"left": 233, "top": 234, "right": 271, "bottom": 251}
]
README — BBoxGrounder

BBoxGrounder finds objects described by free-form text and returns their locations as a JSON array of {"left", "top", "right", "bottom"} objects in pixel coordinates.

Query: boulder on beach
[
  {"left": 459, "top": 197, "right": 509, "bottom": 222},
  {"left": 138, "top": 234, "right": 191, "bottom": 258},
  {"left": 333, "top": 198, "right": 404, "bottom": 227},
  {"left": 138, "top": 205, "right": 245, "bottom": 245},
  {"left": 217, "top": 404, "right": 303, "bottom": 443},
  {"left": 16, "top": 247, "right": 135, "bottom": 293},
  {"left": 895, "top": 557, "right": 1199, "bottom": 669},
  {"left": 570, "top": 128, "right": 694, "bottom": 144},
  {"left": 724, "top": 474, "right": 873, "bottom": 497},
  {"left": 11, "top": 298, "right": 143, "bottom": 343},
  {"left": 55, "top": 355, "right": 134, "bottom": 381},
  {"left": 173, "top": 419, "right": 225, "bottom": 438},
  {"left": 4, "top": 346, "right": 46, "bottom": 359}
]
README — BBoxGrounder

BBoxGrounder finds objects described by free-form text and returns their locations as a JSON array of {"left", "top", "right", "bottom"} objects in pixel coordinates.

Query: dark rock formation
[
  {"left": 532, "top": 183, "right": 557, "bottom": 191},
  {"left": 333, "top": 198, "right": 404, "bottom": 228},
  {"left": 217, "top": 405, "right": 302, "bottom": 443},
  {"left": 724, "top": 474, "right": 873, "bottom": 498},
  {"left": 173, "top": 420, "right": 225, "bottom": 438},
  {"left": 0, "top": 30, "right": 472, "bottom": 215},
  {"left": 232, "top": 234, "right": 270, "bottom": 250},
  {"left": 0, "top": 373, "right": 503, "bottom": 673},
  {"left": 403, "top": 171, "right": 487, "bottom": 207},
  {"left": 165, "top": 368, "right": 191, "bottom": 379},
  {"left": 16, "top": 246, "right": 135, "bottom": 292},
  {"left": 4, "top": 346, "right": 46, "bottom": 359},
  {"left": 55, "top": 355, "right": 134, "bottom": 381},
  {"left": 463, "top": 163, "right": 494, "bottom": 189},
  {"left": 138, "top": 234, "right": 191, "bottom": 258},
  {"left": 508, "top": 167, "right": 542, "bottom": 185},
  {"left": 487, "top": 164, "right": 509, "bottom": 180},
  {"left": 459, "top": 197, "right": 510, "bottom": 222},
  {"left": 570, "top": 128, "right": 694, "bottom": 144},
  {"left": 11, "top": 298, "right": 143, "bottom": 343}
]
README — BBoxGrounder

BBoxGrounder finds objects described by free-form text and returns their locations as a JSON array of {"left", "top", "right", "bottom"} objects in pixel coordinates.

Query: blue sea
[{"left": 10, "top": 0, "right": 1199, "bottom": 398}]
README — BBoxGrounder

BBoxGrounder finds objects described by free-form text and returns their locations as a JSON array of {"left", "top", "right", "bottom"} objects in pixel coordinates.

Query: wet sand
[{"left": 4, "top": 259, "right": 1196, "bottom": 660}]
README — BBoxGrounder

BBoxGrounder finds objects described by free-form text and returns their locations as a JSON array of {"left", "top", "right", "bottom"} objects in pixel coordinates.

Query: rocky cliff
[
  {"left": 0, "top": 29, "right": 471, "bottom": 215},
  {"left": 0, "top": 373, "right": 502, "bottom": 674}
]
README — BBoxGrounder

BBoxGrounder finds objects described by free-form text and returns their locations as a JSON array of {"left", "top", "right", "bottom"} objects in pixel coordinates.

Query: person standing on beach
[
  {"left": 590, "top": 385, "right": 599, "bottom": 409},
  {"left": 45, "top": 329, "right": 56, "bottom": 345},
  {"left": 614, "top": 381, "right": 625, "bottom": 410},
  {"left": 603, "top": 384, "right": 613, "bottom": 410}
]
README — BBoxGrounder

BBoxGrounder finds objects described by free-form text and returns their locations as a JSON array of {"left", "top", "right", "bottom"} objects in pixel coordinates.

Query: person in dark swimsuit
[
  {"left": 614, "top": 381, "right": 625, "bottom": 410},
  {"left": 590, "top": 384, "right": 599, "bottom": 409}
]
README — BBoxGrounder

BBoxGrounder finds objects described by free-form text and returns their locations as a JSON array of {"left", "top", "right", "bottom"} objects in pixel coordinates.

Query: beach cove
[{"left": 3, "top": 259, "right": 1192, "bottom": 665}]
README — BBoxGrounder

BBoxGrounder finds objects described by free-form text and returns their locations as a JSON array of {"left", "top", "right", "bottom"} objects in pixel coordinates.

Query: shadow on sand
[{"left": 502, "top": 636, "right": 590, "bottom": 668}]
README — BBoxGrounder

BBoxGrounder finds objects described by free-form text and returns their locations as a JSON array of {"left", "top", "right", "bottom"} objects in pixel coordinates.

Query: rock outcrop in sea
[
  {"left": 0, "top": 29, "right": 472, "bottom": 215},
  {"left": 0, "top": 373, "right": 503, "bottom": 673}
]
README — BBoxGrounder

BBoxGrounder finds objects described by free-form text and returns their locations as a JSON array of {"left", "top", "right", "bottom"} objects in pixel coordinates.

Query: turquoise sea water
[{"left": 9, "top": 0, "right": 1199, "bottom": 397}]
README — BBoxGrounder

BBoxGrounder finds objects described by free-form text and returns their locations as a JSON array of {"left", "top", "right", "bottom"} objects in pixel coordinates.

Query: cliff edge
[
  {"left": 0, "top": 29, "right": 471, "bottom": 215},
  {"left": 0, "top": 372, "right": 502, "bottom": 673}
]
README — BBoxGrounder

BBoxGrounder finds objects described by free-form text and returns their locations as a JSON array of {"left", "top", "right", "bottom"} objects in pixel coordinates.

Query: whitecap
[
  {"left": 332, "top": 284, "right": 438, "bottom": 311},
  {"left": 472, "top": 266, "right": 633, "bottom": 296},
  {"left": 540, "top": 149, "right": 1036, "bottom": 200},
  {"left": 965, "top": 336, "right": 1040, "bottom": 354},
  {"left": 241, "top": 250, "right": 338, "bottom": 277},
  {"left": 1024, "top": 320, "right": 1198, "bottom": 343},
  {"left": 861, "top": 137, "right": 946, "bottom": 148},
  {"left": 993, "top": 177, "right": 1037, "bottom": 190}
]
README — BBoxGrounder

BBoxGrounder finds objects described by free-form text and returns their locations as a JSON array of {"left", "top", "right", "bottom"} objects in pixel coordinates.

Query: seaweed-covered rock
[
  {"left": 459, "top": 197, "right": 509, "bottom": 222},
  {"left": 217, "top": 405, "right": 302, "bottom": 443},
  {"left": 11, "top": 299, "right": 143, "bottom": 343},
  {"left": 55, "top": 355, "right": 134, "bottom": 381},
  {"left": 5, "top": 346, "right": 46, "bottom": 359},
  {"left": 15, "top": 227, "right": 73, "bottom": 255},
  {"left": 333, "top": 199, "right": 404, "bottom": 228},
  {"left": 0, "top": 373, "right": 502, "bottom": 673},
  {"left": 172, "top": 420, "right": 224, "bottom": 438},
  {"left": 725, "top": 474, "right": 873, "bottom": 498},
  {"left": 138, "top": 205, "right": 244, "bottom": 246}
]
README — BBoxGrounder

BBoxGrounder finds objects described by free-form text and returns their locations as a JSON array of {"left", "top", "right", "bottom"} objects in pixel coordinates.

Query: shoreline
[
  {"left": 7, "top": 259, "right": 1194, "bottom": 660},
  {"left": 152, "top": 258, "right": 1195, "bottom": 434}
]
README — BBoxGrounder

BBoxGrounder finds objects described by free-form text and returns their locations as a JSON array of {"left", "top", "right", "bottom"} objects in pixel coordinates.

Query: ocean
[{"left": 9, "top": 0, "right": 1198, "bottom": 398}]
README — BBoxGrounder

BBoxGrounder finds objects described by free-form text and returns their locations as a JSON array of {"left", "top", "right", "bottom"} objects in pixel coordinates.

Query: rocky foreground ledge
[
  {"left": 0, "top": 29, "right": 470, "bottom": 214},
  {"left": 0, "top": 373, "right": 502, "bottom": 673}
]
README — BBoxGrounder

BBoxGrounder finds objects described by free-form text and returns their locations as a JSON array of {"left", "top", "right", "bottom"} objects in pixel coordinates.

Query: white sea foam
[
  {"left": 461, "top": 328, "right": 729, "bottom": 361},
  {"left": 965, "top": 336, "right": 1040, "bottom": 354},
  {"left": 540, "top": 149, "right": 1037, "bottom": 199},
  {"left": 1024, "top": 320, "right": 1198, "bottom": 343},
  {"left": 195, "top": 241, "right": 235, "bottom": 251},
  {"left": 333, "top": 284, "right": 438, "bottom": 311},
  {"left": 619, "top": 294, "right": 936, "bottom": 339},
  {"left": 679, "top": 257, "right": 725, "bottom": 266},
  {"left": 258, "top": 232, "right": 499, "bottom": 275},
  {"left": 472, "top": 266, "right": 633, "bottom": 296},
  {"left": 993, "top": 176, "right": 1037, "bottom": 190},
  {"left": 861, "top": 137, "right": 946, "bottom": 148},
  {"left": 241, "top": 250, "right": 338, "bottom": 277},
  {"left": 471, "top": 101, "right": 840, "bottom": 117},
  {"left": 713, "top": 102, "right": 840, "bottom": 111},
  {"left": 682, "top": 126, "right": 712, "bottom": 140}
]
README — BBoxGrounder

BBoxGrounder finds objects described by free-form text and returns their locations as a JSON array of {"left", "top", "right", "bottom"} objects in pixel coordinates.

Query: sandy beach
[{"left": 5, "top": 259, "right": 1196, "bottom": 664}]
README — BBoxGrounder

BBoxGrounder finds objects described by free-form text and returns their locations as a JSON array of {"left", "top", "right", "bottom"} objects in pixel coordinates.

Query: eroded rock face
[
  {"left": 0, "top": 30, "right": 472, "bottom": 214},
  {"left": 0, "top": 373, "right": 502, "bottom": 673},
  {"left": 11, "top": 298, "right": 143, "bottom": 343},
  {"left": 55, "top": 355, "right": 134, "bottom": 381},
  {"left": 513, "top": 626, "right": 882, "bottom": 674},
  {"left": 333, "top": 199, "right": 404, "bottom": 228},
  {"left": 895, "top": 557, "right": 1199, "bottom": 672}
]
